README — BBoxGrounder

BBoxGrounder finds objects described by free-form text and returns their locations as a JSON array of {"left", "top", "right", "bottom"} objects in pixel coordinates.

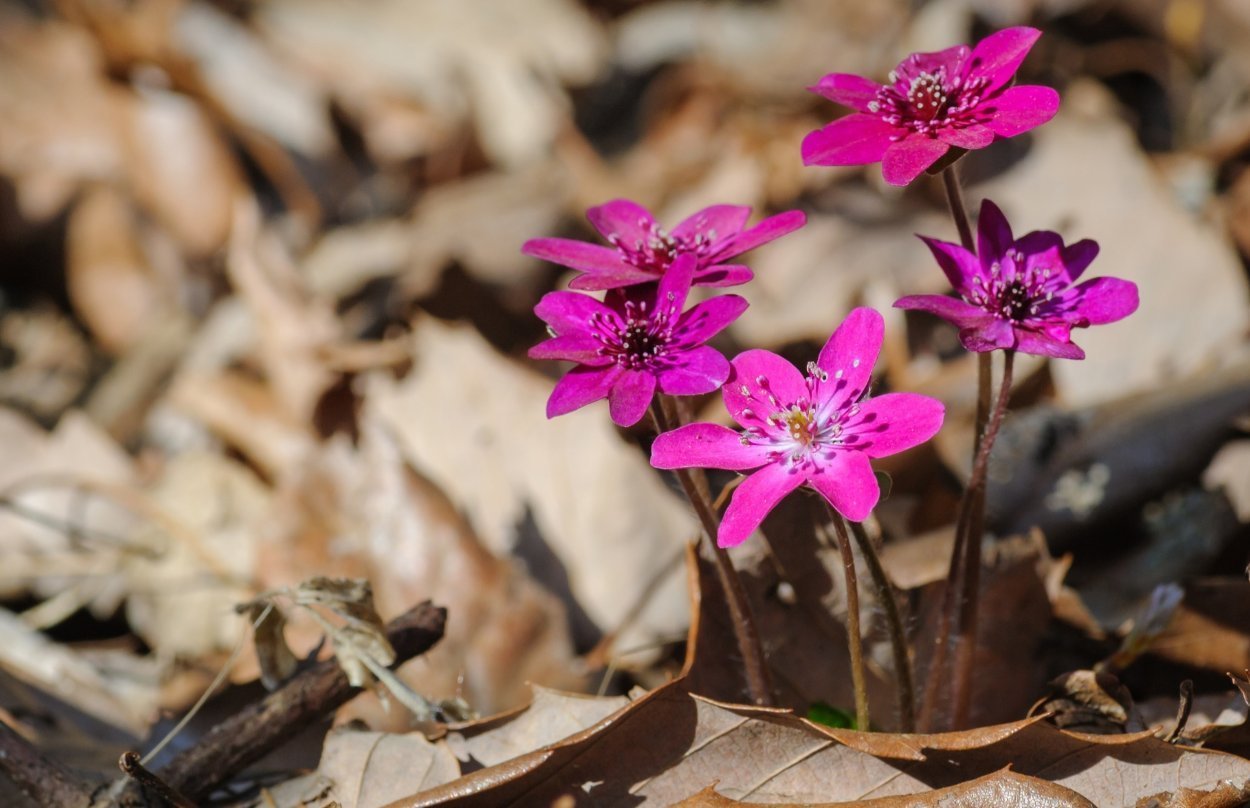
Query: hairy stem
[
  {"left": 650, "top": 400, "right": 773, "bottom": 706},
  {"left": 828, "top": 512, "right": 870, "bottom": 730},
  {"left": 847, "top": 518, "right": 914, "bottom": 731},
  {"left": 941, "top": 166, "right": 975, "bottom": 252}
]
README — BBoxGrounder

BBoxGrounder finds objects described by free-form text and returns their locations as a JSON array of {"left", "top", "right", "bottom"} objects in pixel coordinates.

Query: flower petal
[
  {"left": 718, "top": 210, "right": 807, "bottom": 257},
  {"left": 808, "top": 73, "right": 884, "bottom": 113},
  {"left": 650, "top": 422, "right": 770, "bottom": 471},
  {"left": 587, "top": 199, "right": 656, "bottom": 245},
  {"left": 816, "top": 307, "right": 882, "bottom": 411},
  {"left": 671, "top": 205, "right": 750, "bottom": 243},
  {"left": 723, "top": 349, "right": 810, "bottom": 425},
  {"left": 1067, "top": 276, "right": 1139, "bottom": 325},
  {"left": 528, "top": 334, "right": 610, "bottom": 364},
  {"left": 656, "top": 253, "right": 697, "bottom": 316},
  {"left": 568, "top": 265, "right": 662, "bottom": 291},
  {"left": 675, "top": 294, "right": 748, "bottom": 345},
  {"left": 900, "top": 46, "right": 971, "bottom": 87},
  {"left": 801, "top": 114, "right": 898, "bottom": 167},
  {"left": 846, "top": 393, "right": 945, "bottom": 458},
  {"left": 719, "top": 463, "right": 807, "bottom": 547},
  {"left": 966, "top": 27, "right": 1042, "bottom": 94},
  {"left": 523, "top": 238, "right": 627, "bottom": 276},
  {"left": 1060, "top": 239, "right": 1099, "bottom": 283},
  {"left": 1013, "top": 329, "right": 1085, "bottom": 359},
  {"left": 657, "top": 346, "right": 731, "bottom": 396},
  {"left": 976, "top": 199, "right": 1014, "bottom": 262},
  {"left": 894, "top": 294, "right": 992, "bottom": 330},
  {"left": 882, "top": 136, "right": 950, "bottom": 186},
  {"left": 695, "top": 264, "right": 754, "bottom": 287},
  {"left": 547, "top": 365, "right": 620, "bottom": 418},
  {"left": 937, "top": 123, "right": 996, "bottom": 150},
  {"left": 919, "top": 235, "right": 981, "bottom": 295},
  {"left": 607, "top": 370, "right": 656, "bottom": 426},
  {"left": 983, "top": 85, "right": 1060, "bottom": 138},
  {"left": 534, "top": 291, "right": 614, "bottom": 334},
  {"left": 958, "top": 318, "right": 1016, "bottom": 353},
  {"left": 809, "top": 451, "right": 879, "bottom": 522}
]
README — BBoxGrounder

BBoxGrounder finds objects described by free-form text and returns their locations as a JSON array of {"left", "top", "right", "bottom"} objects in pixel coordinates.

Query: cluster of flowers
[{"left": 523, "top": 27, "right": 1138, "bottom": 549}]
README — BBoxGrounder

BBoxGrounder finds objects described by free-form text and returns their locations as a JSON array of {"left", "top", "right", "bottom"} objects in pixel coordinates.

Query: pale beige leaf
[{"left": 317, "top": 728, "right": 460, "bottom": 808}]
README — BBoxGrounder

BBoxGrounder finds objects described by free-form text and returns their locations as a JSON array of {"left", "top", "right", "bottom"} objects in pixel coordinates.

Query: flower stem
[
  {"left": 649, "top": 399, "right": 774, "bottom": 706},
  {"left": 941, "top": 166, "right": 974, "bottom": 252},
  {"left": 846, "top": 518, "right": 915, "bottom": 732},
  {"left": 828, "top": 511, "right": 870, "bottom": 731}
]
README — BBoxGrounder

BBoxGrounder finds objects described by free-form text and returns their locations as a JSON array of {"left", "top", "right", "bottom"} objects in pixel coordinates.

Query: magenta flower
[
  {"left": 522, "top": 198, "right": 805, "bottom": 291},
  {"left": 530, "top": 254, "right": 746, "bottom": 427},
  {"left": 895, "top": 200, "right": 1139, "bottom": 359},
  {"left": 801, "top": 27, "right": 1060, "bottom": 186},
  {"left": 651, "top": 308, "right": 944, "bottom": 547}
]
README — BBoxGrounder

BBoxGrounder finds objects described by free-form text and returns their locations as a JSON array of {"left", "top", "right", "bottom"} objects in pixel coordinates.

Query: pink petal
[
  {"left": 919, "top": 236, "right": 981, "bottom": 295},
  {"left": 1061, "top": 239, "right": 1099, "bottom": 282},
  {"left": 547, "top": 365, "right": 621, "bottom": 418},
  {"left": 675, "top": 294, "right": 748, "bottom": 345},
  {"left": 650, "top": 423, "right": 770, "bottom": 471},
  {"left": 523, "top": 238, "right": 627, "bottom": 276},
  {"left": 976, "top": 199, "right": 1015, "bottom": 263},
  {"left": 847, "top": 393, "right": 945, "bottom": 458},
  {"left": 1013, "top": 329, "right": 1085, "bottom": 360},
  {"left": 656, "top": 254, "right": 696, "bottom": 315},
  {"left": 717, "top": 210, "right": 807, "bottom": 257},
  {"left": 808, "top": 73, "right": 883, "bottom": 113},
  {"left": 894, "top": 294, "right": 991, "bottom": 330},
  {"left": 528, "top": 334, "right": 610, "bottom": 365},
  {"left": 899, "top": 46, "right": 971, "bottom": 88},
  {"left": 937, "top": 123, "right": 996, "bottom": 150},
  {"left": 722, "top": 349, "right": 810, "bottom": 425},
  {"left": 816, "top": 307, "right": 882, "bottom": 412},
  {"left": 801, "top": 114, "right": 898, "bottom": 167},
  {"left": 607, "top": 370, "right": 656, "bottom": 426},
  {"left": 983, "top": 85, "right": 1060, "bottom": 138},
  {"left": 719, "top": 462, "right": 807, "bottom": 547},
  {"left": 1068, "top": 276, "right": 1139, "bottom": 325},
  {"left": 657, "top": 346, "right": 731, "bottom": 396},
  {"left": 587, "top": 199, "right": 657, "bottom": 245},
  {"left": 809, "top": 451, "right": 879, "bottom": 522},
  {"left": 966, "top": 27, "right": 1043, "bottom": 94},
  {"left": 534, "top": 291, "right": 615, "bottom": 334},
  {"left": 568, "top": 265, "right": 661, "bottom": 291},
  {"left": 959, "top": 318, "right": 1015, "bottom": 353},
  {"left": 881, "top": 136, "right": 950, "bottom": 186},
  {"left": 671, "top": 205, "right": 750, "bottom": 243},
  {"left": 695, "top": 264, "right": 754, "bottom": 287}
]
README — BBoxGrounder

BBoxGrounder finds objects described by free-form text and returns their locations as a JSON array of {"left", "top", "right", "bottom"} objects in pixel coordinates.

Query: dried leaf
[
  {"left": 248, "top": 602, "right": 298, "bottom": 691},
  {"left": 313, "top": 727, "right": 461, "bottom": 808}
]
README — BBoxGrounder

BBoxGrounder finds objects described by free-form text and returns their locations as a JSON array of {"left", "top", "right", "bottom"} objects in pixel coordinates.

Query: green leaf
[{"left": 806, "top": 701, "right": 856, "bottom": 729}]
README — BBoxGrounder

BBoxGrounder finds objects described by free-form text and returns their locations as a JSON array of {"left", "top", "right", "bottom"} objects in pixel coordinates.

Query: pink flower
[
  {"left": 895, "top": 200, "right": 1139, "bottom": 359},
  {"left": 802, "top": 27, "right": 1060, "bottom": 186},
  {"left": 522, "top": 199, "right": 805, "bottom": 291},
  {"left": 651, "top": 308, "right": 944, "bottom": 547},
  {"left": 530, "top": 254, "right": 746, "bottom": 427}
]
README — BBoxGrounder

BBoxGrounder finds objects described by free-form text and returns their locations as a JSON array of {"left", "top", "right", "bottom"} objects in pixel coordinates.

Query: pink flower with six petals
[
  {"left": 530, "top": 254, "right": 746, "bottom": 427},
  {"left": 801, "top": 27, "right": 1060, "bottom": 186},
  {"left": 650, "top": 308, "right": 945, "bottom": 547},
  {"left": 894, "top": 200, "right": 1139, "bottom": 359},
  {"left": 523, "top": 198, "right": 806, "bottom": 291}
]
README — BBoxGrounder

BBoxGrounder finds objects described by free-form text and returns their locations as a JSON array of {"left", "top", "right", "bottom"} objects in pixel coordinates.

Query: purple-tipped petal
[
  {"left": 568, "top": 265, "right": 662, "bottom": 291},
  {"left": 937, "top": 123, "right": 996, "bottom": 150},
  {"left": 849, "top": 393, "right": 945, "bottom": 458},
  {"left": 671, "top": 205, "right": 750, "bottom": 243},
  {"left": 1060, "top": 239, "right": 1100, "bottom": 283},
  {"left": 881, "top": 136, "right": 950, "bottom": 186},
  {"left": 523, "top": 238, "right": 627, "bottom": 276},
  {"left": 802, "top": 114, "right": 898, "bottom": 167},
  {"left": 675, "top": 294, "right": 748, "bottom": 345},
  {"left": 534, "top": 291, "right": 615, "bottom": 333},
  {"left": 694, "top": 264, "right": 754, "bottom": 287},
  {"left": 1068, "top": 276, "right": 1139, "bottom": 325},
  {"left": 723, "top": 349, "right": 810, "bottom": 426},
  {"left": 976, "top": 200, "right": 1015, "bottom": 263},
  {"left": 816, "top": 307, "right": 882, "bottom": 409},
  {"left": 983, "top": 85, "right": 1060, "bottom": 138},
  {"left": 650, "top": 423, "right": 770, "bottom": 471},
  {"left": 959, "top": 318, "right": 1016, "bottom": 353},
  {"left": 901, "top": 46, "right": 971, "bottom": 88},
  {"left": 607, "top": 370, "right": 656, "bottom": 426},
  {"left": 809, "top": 73, "right": 884, "bottom": 112},
  {"left": 657, "top": 346, "right": 731, "bottom": 396},
  {"left": 719, "top": 210, "right": 807, "bottom": 257},
  {"left": 1013, "top": 330, "right": 1085, "bottom": 359},
  {"left": 809, "top": 451, "right": 879, "bottom": 522},
  {"left": 656, "top": 254, "right": 697, "bottom": 316},
  {"left": 719, "top": 463, "right": 807, "bottom": 547},
  {"left": 919, "top": 236, "right": 981, "bottom": 295},
  {"left": 587, "top": 199, "right": 656, "bottom": 245},
  {"left": 528, "top": 334, "right": 610, "bottom": 364},
  {"left": 966, "top": 27, "right": 1043, "bottom": 94},
  {"left": 894, "top": 294, "right": 992, "bottom": 330},
  {"left": 547, "top": 365, "right": 620, "bottom": 418}
]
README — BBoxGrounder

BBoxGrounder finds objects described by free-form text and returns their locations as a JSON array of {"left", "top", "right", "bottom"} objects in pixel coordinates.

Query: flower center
[
  {"left": 607, "top": 221, "right": 717, "bottom": 275},
  {"left": 734, "top": 364, "right": 866, "bottom": 468},
  {"left": 907, "top": 73, "right": 948, "bottom": 121},
  {"left": 590, "top": 300, "right": 674, "bottom": 369},
  {"left": 784, "top": 405, "right": 816, "bottom": 446},
  {"left": 867, "top": 58, "right": 990, "bottom": 136},
  {"left": 966, "top": 255, "right": 1061, "bottom": 322}
]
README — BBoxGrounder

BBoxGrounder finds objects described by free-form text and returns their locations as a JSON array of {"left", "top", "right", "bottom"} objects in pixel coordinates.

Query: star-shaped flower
[
  {"left": 650, "top": 308, "right": 944, "bottom": 547},
  {"left": 522, "top": 198, "right": 805, "bottom": 291},
  {"left": 894, "top": 200, "right": 1139, "bottom": 359},
  {"left": 802, "top": 27, "right": 1060, "bottom": 185},
  {"left": 530, "top": 254, "right": 747, "bottom": 427}
]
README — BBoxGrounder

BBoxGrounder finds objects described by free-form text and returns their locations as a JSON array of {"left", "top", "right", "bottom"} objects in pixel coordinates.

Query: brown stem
[
  {"left": 650, "top": 401, "right": 773, "bottom": 706},
  {"left": 847, "top": 519, "right": 914, "bottom": 731},
  {"left": 829, "top": 513, "right": 870, "bottom": 730},
  {"left": 119, "top": 752, "right": 195, "bottom": 808},
  {"left": 950, "top": 349, "right": 1014, "bottom": 728},
  {"left": 941, "top": 166, "right": 975, "bottom": 251},
  {"left": 0, "top": 721, "right": 94, "bottom": 807}
]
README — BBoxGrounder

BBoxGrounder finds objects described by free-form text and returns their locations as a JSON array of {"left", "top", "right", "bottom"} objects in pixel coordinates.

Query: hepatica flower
[
  {"left": 802, "top": 27, "right": 1060, "bottom": 186},
  {"left": 895, "top": 200, "right": 1139, "bottom": 359},
  {"left": 523, "top": 198, "right": 805, "bottom": 291},
  {"left": 530, "top": 254, "right": 746, "bottom": 427},
  {"left": 651, "top": 308, "right": 944, "bottom": 547}
]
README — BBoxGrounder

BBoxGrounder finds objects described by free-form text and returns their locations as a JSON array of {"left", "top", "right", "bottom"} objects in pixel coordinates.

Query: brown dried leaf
[
  {"left": 310, "top": 727, "right": 461, "bottom": 808},
  {"left": 247, "top": 602, "right": 298, "bottom": 691}
]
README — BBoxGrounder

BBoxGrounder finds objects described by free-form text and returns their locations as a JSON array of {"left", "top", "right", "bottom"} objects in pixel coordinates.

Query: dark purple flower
[
  {"left": 530, "top": 255, "right": 746, "bottom": 427},
  {"left": 895, "top": 200, "right": 1139, "bottom": 359},
  {"left": 651, "top": 308, "right": 944, "bottom": 547},
  {"left": 802, "top": 27, "right": 1060, "bottom": 186},
  {"left": 523, "top": 198, "right": 805, "bottom": 291}
]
